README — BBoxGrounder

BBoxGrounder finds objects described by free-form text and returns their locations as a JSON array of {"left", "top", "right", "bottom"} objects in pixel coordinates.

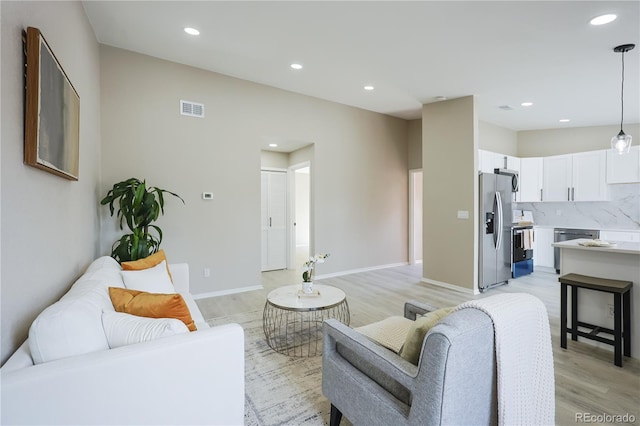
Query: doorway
[
  {"left": 289, "top": 162, "right": 311, "bottom": 270},
  {"left": 409, "top": 169, "right": 423, "bottom": 264}
]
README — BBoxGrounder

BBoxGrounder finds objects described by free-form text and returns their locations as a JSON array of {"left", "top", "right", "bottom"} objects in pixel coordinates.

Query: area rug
[{"left": 207, "top": 310, "right": 334, "bottom": 425}]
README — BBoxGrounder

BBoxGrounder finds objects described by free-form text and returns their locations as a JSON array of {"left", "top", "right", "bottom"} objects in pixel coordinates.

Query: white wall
[
  {"left": 1, "top": 1, "right": 102, "bottom": 364},
  {"left": 100, "top": 46, "right": 408, "bottom": 296}
]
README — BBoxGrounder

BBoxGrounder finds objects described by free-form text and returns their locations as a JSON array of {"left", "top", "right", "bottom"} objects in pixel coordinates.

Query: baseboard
[
  {"left": 421, "top": 277, "right": 479, "bottom": 295},
  {"left": 193, "top": 285, "right": 264, "bottom": 300},
  {"left": 315, "top": 262, "right": 409, "bottom": 280},
  {"left": 534, "top": 266, "right": 557, "bottom": 274}
]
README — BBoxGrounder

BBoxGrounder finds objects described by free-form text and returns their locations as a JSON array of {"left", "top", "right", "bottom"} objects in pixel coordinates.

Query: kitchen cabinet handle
[
  {"left": 540, "top": 189, "right": 543, "bottom": 202},
  {"left": 567, "top": 188, "right": 571, "bottom": 201},
  {"left": 572, "top": 187, "right": 575, "bottom": 201},
  {"left": 269, "top": 217, "right": 272, "bottom": 227}
]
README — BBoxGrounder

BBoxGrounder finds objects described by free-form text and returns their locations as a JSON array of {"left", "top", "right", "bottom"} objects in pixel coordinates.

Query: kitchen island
[{"left": 552, "top": 238, "right": 640, "bottom": 360}]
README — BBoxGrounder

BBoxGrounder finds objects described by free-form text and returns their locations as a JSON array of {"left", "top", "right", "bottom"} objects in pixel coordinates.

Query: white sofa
[{"left": 1, "top": 256, "right": 245, "bottom": 426}]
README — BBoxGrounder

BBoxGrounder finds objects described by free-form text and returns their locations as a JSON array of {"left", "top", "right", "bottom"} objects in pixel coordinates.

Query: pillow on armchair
[{"left": 399, "top": 307, "right": 454, "bottom": 365}]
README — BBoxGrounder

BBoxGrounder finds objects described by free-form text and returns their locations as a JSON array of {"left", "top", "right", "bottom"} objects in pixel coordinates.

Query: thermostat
[{"left": 202, "top": 192, "right": 213, "bottom": 200}]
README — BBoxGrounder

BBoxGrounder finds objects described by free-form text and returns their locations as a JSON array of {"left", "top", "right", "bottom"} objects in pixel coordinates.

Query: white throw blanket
[{"left": 456, "top": 293, "right": 555, "bottom": 426}]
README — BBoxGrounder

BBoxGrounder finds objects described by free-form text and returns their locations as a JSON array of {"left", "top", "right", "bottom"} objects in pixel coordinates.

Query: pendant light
[{"left": 611, "top": 44, "right": 635, "bottom": 154}]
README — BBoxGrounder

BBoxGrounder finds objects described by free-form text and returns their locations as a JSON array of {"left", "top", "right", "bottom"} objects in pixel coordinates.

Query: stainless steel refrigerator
[{"left": 479, "top": 173, "right": 513, "bottom": 292}]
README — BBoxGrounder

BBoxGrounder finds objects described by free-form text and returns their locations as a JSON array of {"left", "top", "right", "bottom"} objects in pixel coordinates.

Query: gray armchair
[{"left": 322, "top": 300, "right": 497, "bottom": 426}]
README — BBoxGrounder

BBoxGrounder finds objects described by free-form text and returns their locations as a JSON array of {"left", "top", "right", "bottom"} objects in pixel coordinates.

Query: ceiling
[{"left": 83, "top": 1, "right": 639, "bottom": 132}]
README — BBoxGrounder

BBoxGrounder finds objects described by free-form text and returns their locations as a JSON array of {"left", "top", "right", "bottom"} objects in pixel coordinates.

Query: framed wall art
[{"left": 24, "top": 26, "right": 80, "bottom": 180}]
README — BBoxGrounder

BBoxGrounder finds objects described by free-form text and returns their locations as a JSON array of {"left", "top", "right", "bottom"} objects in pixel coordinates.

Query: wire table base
[{"left": 263, "top": 287, "right": 350, "bottom": 357}]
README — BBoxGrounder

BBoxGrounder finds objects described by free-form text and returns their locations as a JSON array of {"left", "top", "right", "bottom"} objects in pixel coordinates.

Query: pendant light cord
[{"left": 620, "top": 50, "right": 625, "bottom": 132}]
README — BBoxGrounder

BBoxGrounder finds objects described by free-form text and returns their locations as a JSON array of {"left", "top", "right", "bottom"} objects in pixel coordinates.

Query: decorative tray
[{"left": 578, "top": 239, "right": 617, "bottom": 247}]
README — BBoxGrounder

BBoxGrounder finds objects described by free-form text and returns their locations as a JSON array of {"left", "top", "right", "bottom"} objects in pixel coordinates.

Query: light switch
[{"left": 457, "top": 210, "right": 469, "bottom": 219}]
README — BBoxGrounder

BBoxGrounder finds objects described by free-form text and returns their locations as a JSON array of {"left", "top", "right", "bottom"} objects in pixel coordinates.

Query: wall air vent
[{"left": 180, "top": 100, "right": 205, "bottom": 118}]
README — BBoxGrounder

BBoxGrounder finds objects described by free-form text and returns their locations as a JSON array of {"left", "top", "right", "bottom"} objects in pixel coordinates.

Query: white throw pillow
[
  {"left": 101, "top": 310, "right": 188, "bottom": 349},
  {"left": 120, "top": 260, "right": 174, "bottom": 293},
  {"left": 29, "top": 299, "right": 110, "bottom": 364}
]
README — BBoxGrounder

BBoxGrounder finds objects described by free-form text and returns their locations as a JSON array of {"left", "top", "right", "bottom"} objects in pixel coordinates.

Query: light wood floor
[{"left": 196, "top": 265, "right": 640, "bottom": 425}]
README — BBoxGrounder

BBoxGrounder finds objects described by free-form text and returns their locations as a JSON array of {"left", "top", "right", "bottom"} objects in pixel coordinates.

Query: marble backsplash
[{"left": 516, "top": 184, "right": 640, "bottom": 230}]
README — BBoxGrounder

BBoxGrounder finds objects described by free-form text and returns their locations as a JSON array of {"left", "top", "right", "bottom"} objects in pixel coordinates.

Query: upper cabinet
[
  {"left": 542, "top": 151, "right": 607, "bottom": 201},
  {"left": 479, "top": 150, "right": 520, "bottom": 173},
  {"left": 519, "top": 157, "right": 543, "bottom": 202},
  {"left": 542, "top": 154, "right": 573, "bottom": 201},
  {"left": 481, "top": 148, "right": 625, "bottom": 202},
  {"left": 571, "top": 150, "right": 607, "bottom": 201},
  {"left": 505, "top": 155, "right": 520, "bottom": 172},
  {"left": 606, "top": 145, "right": 640, "bottom": 184},
  {"left": 479, "top": 150, "right": 505, "bottom": 173}
]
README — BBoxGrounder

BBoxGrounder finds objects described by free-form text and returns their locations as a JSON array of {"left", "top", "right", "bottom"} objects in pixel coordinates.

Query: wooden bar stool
[{"left": 558, "top": 273, "right": 632, "bottom": 367}]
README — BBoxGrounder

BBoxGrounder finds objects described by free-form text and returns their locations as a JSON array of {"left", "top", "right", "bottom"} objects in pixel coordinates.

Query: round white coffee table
[{"left": 263, "top": 284, "right": 350, "bottom": 357}]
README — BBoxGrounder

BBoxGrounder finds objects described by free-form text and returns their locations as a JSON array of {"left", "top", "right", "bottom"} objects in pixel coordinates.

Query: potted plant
[
  {"left": 101, "top": 178, "right": 184, "bottom": 262},
  {"left": 302, "top": 253, "right": 330, "bottom": 293}
]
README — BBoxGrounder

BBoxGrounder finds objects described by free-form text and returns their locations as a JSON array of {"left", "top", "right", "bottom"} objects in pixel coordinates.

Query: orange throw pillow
[
  {"left": 121, "top": 249, "right": 173, "bottom": 282},
  {"left": 108, "top": 287, "right": 196, "bottom": 331}
]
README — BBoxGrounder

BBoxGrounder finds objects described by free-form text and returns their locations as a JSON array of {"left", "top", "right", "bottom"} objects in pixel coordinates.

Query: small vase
[{"left": 302, "top": 281, "right": 314, "bottom": 294}]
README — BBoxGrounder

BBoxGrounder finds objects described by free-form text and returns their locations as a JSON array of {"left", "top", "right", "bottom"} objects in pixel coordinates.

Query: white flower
[{"left": 301, "top": 253, "right": 330, "bottom": 282}]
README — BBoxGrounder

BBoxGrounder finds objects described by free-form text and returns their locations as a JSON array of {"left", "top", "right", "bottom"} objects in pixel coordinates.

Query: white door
[{"left": 261, "top": 171, "right": 287, "bottom": 271}]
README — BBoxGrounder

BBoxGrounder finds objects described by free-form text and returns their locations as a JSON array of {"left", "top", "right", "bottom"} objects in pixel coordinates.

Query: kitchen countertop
[{"left": 552, "top": 239, "right": 640, "bottom": 255}]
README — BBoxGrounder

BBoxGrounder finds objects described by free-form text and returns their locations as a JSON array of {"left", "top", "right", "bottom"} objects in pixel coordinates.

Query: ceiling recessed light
[
  {"left": 364, "top": 85, "right": 375, "bottom": 91},
  {"left": 269, "top": 143, "right": 278, "bottom": 147},
  {"left": 590, "top": 14, "right": 617, "bottom": 26},
  {"left": 184, "top": 27, "right": 200, "bottom": 36},
  {"left": 290, "top": 63, "right": 303, "bottom": 70},
  {"left": 559, "top": 119, "right": 570, "bottom": 123},
  {"left": 435, "top": 96, "right": 448, "bottom": 101},
  {"left": 521, "top": 102, "right": 533, "bottom": 107}
]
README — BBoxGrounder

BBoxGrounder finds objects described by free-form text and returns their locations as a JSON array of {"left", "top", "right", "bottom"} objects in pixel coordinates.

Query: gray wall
[
  {"left": 518, "top": 124, "right": 640, "bottom": 157},
  {"left": 1, "top": 1, "right": 102, "bottom": 364},
  {"left": 407, "top": 119, "right": 422, "bottom": 170},
  {"left": 479, "top": 121, "right": 518, "bottom": 155},
  {"left": 409, "top": 119, "right": 517, "bottom": 170},
  {"left": 100, "top": 46, "right": 408, "bottom": 296},
  {"left": 423, "top": 96, "right": 478, "bottom": 292}
]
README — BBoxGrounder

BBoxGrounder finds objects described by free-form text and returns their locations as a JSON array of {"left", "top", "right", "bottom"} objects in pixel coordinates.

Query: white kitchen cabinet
[
  {"left": 506, "top": 155, "right": 520, "bottom": 172},
  {"left": 533, "top": 227, "right": 555, "bottom": 268},
  {"left": 479, "top": 150, "right": 505, "bottom": 174},
  {"left": 543, "top": 154, "right": 573, "bottom": 201},
  {"left": 542, "top": 150, "right": 607, "bottom": 201},
  {"left": 606, "top": 145, "right": 640, "bottom": 184},
  {"left": 572, "top": 150, "right": 607, "bottom": 201},
  {"left": 519, "top": 157, "right": 543, "bottom": 202},
  {"left": 599, "top": 230, "right": 640, "bottom": 243}
]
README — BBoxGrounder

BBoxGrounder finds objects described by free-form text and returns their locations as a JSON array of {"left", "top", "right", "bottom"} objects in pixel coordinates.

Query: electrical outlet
[
  {"left": 607, "top": 304, "right": 614, "bottom": 318},
  {"left": 203, "top": 267, "right": 210, "bottom": 278}
]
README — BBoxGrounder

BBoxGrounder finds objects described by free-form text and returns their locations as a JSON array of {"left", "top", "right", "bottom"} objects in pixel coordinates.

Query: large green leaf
[{"left": 102, "top": 178, "right": 183, "bottom": 263}]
